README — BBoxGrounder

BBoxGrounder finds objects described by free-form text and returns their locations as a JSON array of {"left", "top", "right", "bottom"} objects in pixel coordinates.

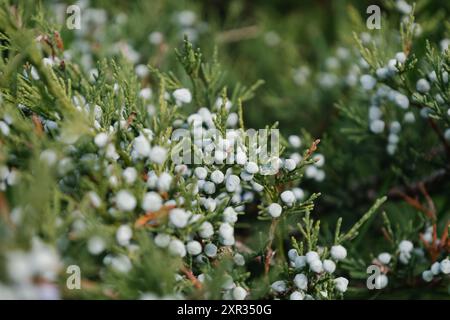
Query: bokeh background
[
  {"left": 53, "top": 0, "right": 450, "bottom": 297},
  {"left": 3, "top": 0, "right": 448, "bottom": 298}
]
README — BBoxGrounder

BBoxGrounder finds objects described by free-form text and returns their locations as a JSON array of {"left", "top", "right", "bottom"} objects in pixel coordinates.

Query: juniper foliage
[{"left": 0, "top": 0, "right": 448, "bottom": 299}]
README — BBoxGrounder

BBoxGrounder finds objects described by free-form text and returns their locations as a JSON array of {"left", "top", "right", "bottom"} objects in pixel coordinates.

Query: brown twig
[
  {"left": 125, "top": 111, "right": 137, "bottom": 128},
  {"left": 54, "top": 31, "right": 64, "bottom": 51},
  {"left": 441, "top": 221, "right": 449, "bottom": 249},
  {"left": 216, "top": 26, "right": 260, "bottom": 43},
  {"left": 388, "top": 169, "right": 448, "bottom": 200},
  {"left": 134, "top": 204, "right": 175, "bottom": 228},
  {"left": 264, "top": 219, "right": 279, "bottom": 276},
  {"left": 390, "top": 182, "right": 449, "bottom": 261},
  {"left": 41, "top": 35, "right": 56, "bottom": 59},
  {"left": 418, "top": 183, "right": 436, "bottom": 218},
  {"left": 180, "top": 265, "right": 203, "bottom": 290},
  {"left": 420, "top": 229, "right": 438, "bottom": 262},
  {"left": 428, "top": 118, "right": 450, "bottom": 159},
  {"left": 264, "top": 248, "right": 274, "bottom": 276},
  {"left": 32, "top": 113, "right": 44, "bottom": 136},
  {"left": 381, "top": 227, "right": 394, "bottom": 243},
  {"left": 305, "top": 139, "right": 321, "bottom": 161},
  {"left": 0, "top": 192, "right": 13, "bottom": 227},
  {"left": 389, "top": 187, "right": 436, "bottom": 221}
]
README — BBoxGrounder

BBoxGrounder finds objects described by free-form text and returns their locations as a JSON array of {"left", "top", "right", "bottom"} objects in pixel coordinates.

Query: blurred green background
[{"left": 26, "top": 0, "right": 449, "bottom": 298}]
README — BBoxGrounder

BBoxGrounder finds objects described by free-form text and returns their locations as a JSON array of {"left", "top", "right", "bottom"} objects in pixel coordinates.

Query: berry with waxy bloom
[
  {"left": 295, "top": 255, "right": 307, "bottom": 269},
  {"left": 422, "top": 270, "right": 433, "bottom": 282},
  {"left": 398, "top": 240, "right": 413, "bottom": 253},
  {"left": 154, "top": 233, "right": 171, "bottom": 248},
  {"left": 225, "top": 175, "right": 240, "bottom": 192},
  {"left": 323, "top": 259, "right": 336, "bottom": 273},
  {"left": 280, "top": 190, "right": 295, "bottom": 205},
  {"left": 330, "top": 245, "right": 347, "bottom": 261},
  {"left": 94, "top": 132, "right": 108, "bottom": 148},
  {"left": 268, "top": 203, "right": 282, "bottom": 218},
  {"left": 149, "top": 146, "right": 167, "bottom": 164},
  {"left": 116, "top": 190, "right": 137, "bottom": 211},
  {"left": 169, "top": 208, "right": 190, "bottom": 228},
  {"left": 116, "top": 224, "right": 132, "bottom": 246},
  {"left": 122, "top": 167, "right": 137, "bottom": 184},
  {"left": 334, "top": 277, "right": 349, "bottom": 293},
  {"left": 232, "top": 286, "right": 247, "bottom": 300},
  {"left": 194, "top": 167, "right": 208, "bottom": 180},
  {"left": 133, "top": 135, "right": 151, "bottom": 157},
  {"left": 375, "top": 274, "right": 388, "bottom": 289},
  {"left": 378, "top": 252, "right": 391, "bottom": 265},
  {"left": 168, "top": 239, "right": 186, "bottom": 257},
  {"left": 142, "top": 192, "right": 162, "bottom": 212},
  {"left": 271, "top": 280, "right": 287, "bottom": 293},
  {"left": 294, "top": 273, "right": 308, "bottom": 290},
  {"left": 306, "top": 251, "right": 320, "bottom": 264},
  {"left": 284, "top": 159, "right": 296, "bottom": 171},
  {"left": 245, "top": 161, "right": 259, "bottom": 174},
  {"left": 290, "top": 291, "right": 305, "bottom": 300},
  {"left": 173, "top": 88, "right": 192, "bottom": 104},
  {"left": 309, "top": 259, "right": 323, "bottom": 273},
  {"left": 186, "top": 241, "right": 202, "bottom": 256},
  {"left": 288, "top": 249, "right": 298, "bottom": 261},
  {"left": 416, "top": 78, "right": 430, "bottom": 93},
  {"left": 288, "top": 135, "right": 301, "bottom": 148},
  {"left": 440, "top": 258, "right": 450, "bottom": 274},
  {"left": 210, "top": 170, "right": 224, "bottom": 184},
  {"left": 204, "top": 243, "right": 218, "bottom": 257},
  {"left": 199, "top": 221, "right": 214, "bottom": 238}
]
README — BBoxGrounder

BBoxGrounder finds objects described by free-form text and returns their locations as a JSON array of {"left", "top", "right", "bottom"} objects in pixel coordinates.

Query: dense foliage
[{"left": 0, "top": 0, "right": 448, "bottom": 299}]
